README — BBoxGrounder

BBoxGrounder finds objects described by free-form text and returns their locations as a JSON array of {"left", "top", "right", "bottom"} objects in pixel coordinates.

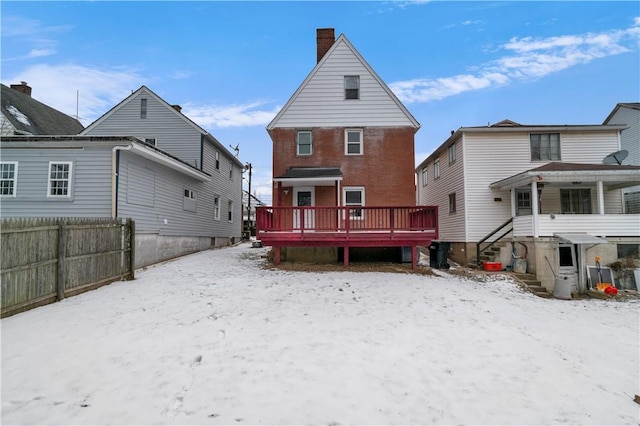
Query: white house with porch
[{"left": 416, "top": 120, "right": 640, "bottom": 294}]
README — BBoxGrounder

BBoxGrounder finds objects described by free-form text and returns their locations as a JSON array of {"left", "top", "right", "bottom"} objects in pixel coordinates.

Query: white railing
[{"left": 513, "top": 214, "right": 640, "bottom": 237}]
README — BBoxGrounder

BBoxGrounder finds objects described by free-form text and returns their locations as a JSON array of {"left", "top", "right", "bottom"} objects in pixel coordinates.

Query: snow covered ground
[{"left": 2, "top": 243, "right": 638, "bottom": 425}]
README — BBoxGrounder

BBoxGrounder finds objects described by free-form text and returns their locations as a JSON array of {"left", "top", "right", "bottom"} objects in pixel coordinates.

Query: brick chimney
[
  {"left": 11, "top": 81, "right": 32, "bottom": 97},
  {"left": 316, "top": 28, "right": 335, "bottom": 63}
]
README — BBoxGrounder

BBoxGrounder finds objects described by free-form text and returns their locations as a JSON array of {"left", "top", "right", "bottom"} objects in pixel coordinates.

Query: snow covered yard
[{"left": 2, "top": 243, "right": 638, "bottom": 425}]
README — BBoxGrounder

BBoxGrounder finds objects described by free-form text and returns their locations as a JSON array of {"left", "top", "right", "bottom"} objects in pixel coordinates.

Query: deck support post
[
  {"left": 274, "top": 246, "right": 281, "bottom": 265},
  {"left": 412, "top": 245, "right": 417, "bottom": 270},
  {"left": 344, "top": 246, "right": 349, "bottom": 267}
]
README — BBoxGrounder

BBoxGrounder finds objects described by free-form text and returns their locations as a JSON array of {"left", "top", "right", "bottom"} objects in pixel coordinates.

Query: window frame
[
  {"left": 296, "top": 130, "right": 313, "bottom": 156},
  {"left": 530, "top": 133, "right": 561, "bottom": 161},
  {"left": 516, "top": 188, "right": 533, "bottom": 216},
  {"left": 0, "top": 161, "right": 18, "bottom": 197},
  {"left": 140, "top": 98, "right": 147, "bottom": 119},
  {"left": 183, "top": 187, "right": 197, "bottom": 212},
  {"left": 448, "top": 193, "right": 457, "bottom": 214},
  {"left": 344, "top": 75, "right": 360, "bottom": 100},
  {"left": 215, "top": 151, "right": 220, "bottom": 170},
  {"left": 434, "top": 158, "right": 440, "bottom": 179},
  {"left": 47, "top": 161, "right": 73, "bottom": 198},
  {"left": 228, "top": 199, "right": 233, "bottom": 222},
  {"left": 343, "top": 186, "right": 365, "bottom": 220},
  {"left": 345, "top": 129, "right": 363, "bottom": 155},
  {"left": 560, "top": 188, "right": 592, "bottom": 214},
  {"left": 229, "top": 162, "right": 233, "bottom": 180},
  {"left": 213, "top": 196, "right": 220, "bottom": 221},
  {"left": 448, "top": 143, "right": 456, "bottom": 164},
  {"left": 421, "top": 167, "right": 428, "bottom": 187}
]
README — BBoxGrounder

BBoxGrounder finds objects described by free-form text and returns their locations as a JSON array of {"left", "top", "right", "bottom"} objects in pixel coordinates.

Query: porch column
[
  {"left": 597, "top": 181, "right": 605, "bottom": 215},
  {"left": 531, "top": 181, "right": 539, "bottom": 238},
  {"left": 510, "top": 188, "right": 517, "bottom": 217}
]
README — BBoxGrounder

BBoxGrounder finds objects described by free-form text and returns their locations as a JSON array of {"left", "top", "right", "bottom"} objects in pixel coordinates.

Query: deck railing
[{"left": 256, "top": 205, "right": 438, "bottom": 235}]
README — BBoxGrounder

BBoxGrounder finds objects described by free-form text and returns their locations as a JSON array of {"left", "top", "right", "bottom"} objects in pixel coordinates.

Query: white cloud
[
  {"left": 390, "top": 18, "right": 640, "bottom": 104},
  {"left": 183, "top": 102, "right": 280, "bottom": 128},
  {"left": 2, "top": 63, "right": 144, "bottom": 124},
  {"left": 27, "top": 48, "right": 56, "bottom": 59}
]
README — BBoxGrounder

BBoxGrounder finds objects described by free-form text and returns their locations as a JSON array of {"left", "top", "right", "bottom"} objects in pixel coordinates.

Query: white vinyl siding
[
  {"left": 270, "top": 39, "right": 417, "bottom": 128},
  {"left": 47, "top": 161, "right": 72, "bottom": 197},
  {"left": 1, "top": 162, "right": 18, "bottom": 197}
]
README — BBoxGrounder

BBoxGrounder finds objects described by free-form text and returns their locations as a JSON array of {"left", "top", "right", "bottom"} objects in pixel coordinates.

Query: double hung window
[
  {"left": 48, "top": 162, "right": 72, "bottom": 197},
  {"left": 561, "top": 189, "right": 592, "bottom": 214},
  {"left": 297, "top": 131, "right": 312, "bottom": 155},
  {"left": 345, "top": 129, "right": 363, "bottom": 155},
  {"left": 530, "top": 133, "right": 560, "bottom": 161},
  {"left": 421, "top": 167, "right": 428, "bottom": 186},
  {"left": 343, "top": 187, "right": 364, "bottom": 219},
  {"left": 0, "top": 162, "right": 17, "bottom": 196},
  {"left": 434, "top": 159, "right": 440, "bottom": 179},
  {"left": 344, "top": 76, "right": 359, "bottom": 100}
]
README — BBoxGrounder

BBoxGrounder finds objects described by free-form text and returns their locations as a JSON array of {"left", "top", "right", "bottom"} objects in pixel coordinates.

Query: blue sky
[{"left": 2, "top": 1, "right": 639, "bottom": 204}]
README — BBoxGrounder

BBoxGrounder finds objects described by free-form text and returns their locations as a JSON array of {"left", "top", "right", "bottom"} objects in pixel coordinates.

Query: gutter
[{"left": 112, "top": 144, "right": 133, "bottom": 218}]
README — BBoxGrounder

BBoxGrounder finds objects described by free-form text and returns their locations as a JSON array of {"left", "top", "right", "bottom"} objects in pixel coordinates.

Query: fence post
[
  {"left": 128, "top": 219, "right": 135, "bottom": 280},
  {"left": 57, "top": 220, "right": 66, "bottom": 301}
]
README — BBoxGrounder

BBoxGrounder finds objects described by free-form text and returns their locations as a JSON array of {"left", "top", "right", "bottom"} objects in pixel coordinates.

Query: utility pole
[{"left": 245, "top": 163, "right": 252, "bottom": 237}]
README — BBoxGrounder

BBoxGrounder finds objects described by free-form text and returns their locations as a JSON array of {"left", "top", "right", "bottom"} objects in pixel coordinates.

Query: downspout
[{"left": 112, "top": 144, "right": 133, "bottom": 218}]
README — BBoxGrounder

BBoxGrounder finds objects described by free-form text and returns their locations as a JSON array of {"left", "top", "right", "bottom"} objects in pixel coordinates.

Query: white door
[{"left": 293, "top": 187, "right": 315, "bottom": 229}]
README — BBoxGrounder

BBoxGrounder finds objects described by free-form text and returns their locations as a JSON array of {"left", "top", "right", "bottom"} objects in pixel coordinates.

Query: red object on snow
[
  {"left": 604, "top": 286, "right": 618, "bottom": 295},
  {"left": 483, "top": 262, "right": 502, "bottom": 271}
]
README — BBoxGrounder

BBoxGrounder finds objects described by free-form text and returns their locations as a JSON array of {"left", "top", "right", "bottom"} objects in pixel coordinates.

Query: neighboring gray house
[
  {"left": 1, "top": 85, "right": 244, "bottom": 268},
  {"left": 603, "top": 103, "right": 640, "bottom": 213},
  {"left": 1, "top": 82, "right": 83, "bottom": 135}
]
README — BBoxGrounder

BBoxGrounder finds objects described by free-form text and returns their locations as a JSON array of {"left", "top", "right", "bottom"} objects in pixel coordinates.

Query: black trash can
[
  {"left": 437, "top": 242, "right": 451, "bottom": 269},
  {"left": 428, "top": 241, "right": 450, "bottom": 269},
  {"left": 428, "top": 242, "right": 439, "bottom": 268}
]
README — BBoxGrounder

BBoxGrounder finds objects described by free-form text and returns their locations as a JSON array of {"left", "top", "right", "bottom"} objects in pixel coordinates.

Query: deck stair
[{"left": 511, "top": 272, "right": 552, "bottom": 298}]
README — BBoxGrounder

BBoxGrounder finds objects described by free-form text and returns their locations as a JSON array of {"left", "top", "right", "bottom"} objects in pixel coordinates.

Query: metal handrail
[{"left": 476, "top": 217, "right": 513, "bottom": 268}]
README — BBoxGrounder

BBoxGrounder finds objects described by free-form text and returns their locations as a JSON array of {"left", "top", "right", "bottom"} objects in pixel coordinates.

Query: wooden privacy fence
[{"left": 1, "top": 217, "right": 135, "bottom": 318}]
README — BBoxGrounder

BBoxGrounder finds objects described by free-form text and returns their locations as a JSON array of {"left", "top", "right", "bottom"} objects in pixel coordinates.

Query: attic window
[
  {"left": 344, "top": 76, "right": 359, "bottom": 100},
  {"left": 140, "top": 98, "right": 147, "bottom": 119}
]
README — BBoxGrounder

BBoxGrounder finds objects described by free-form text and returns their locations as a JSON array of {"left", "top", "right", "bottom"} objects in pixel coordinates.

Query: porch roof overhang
[
  {"left": 274, "top": 167, "right": 343, "bottom": 187},
  {"left": 490, "top": 162, "right": 640, "bottom": 191},
  {"left": 554, "top": 232, "right": 608, "bottom": 245}
]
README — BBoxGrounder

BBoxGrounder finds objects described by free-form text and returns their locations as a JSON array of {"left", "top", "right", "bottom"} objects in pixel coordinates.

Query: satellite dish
[{"left": 602, "top": 149, "right": 628, "bottom": 165}]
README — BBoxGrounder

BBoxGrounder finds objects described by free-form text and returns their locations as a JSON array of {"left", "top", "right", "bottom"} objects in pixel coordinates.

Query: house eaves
[
  {"left": 0, "top": 135, "right": 211, "bottom": 182},
  {"left": 267, "top": 33, "right": 420, "bottom": 131},
  {"left": 489, "top": 162, "right": 640, "bottom": 190}
]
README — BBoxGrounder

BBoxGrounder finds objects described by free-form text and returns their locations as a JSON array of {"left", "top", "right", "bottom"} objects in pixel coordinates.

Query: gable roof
[
  {"left": 267, "top": 33, "right": 420, "bottom": 130},
  {"left": 0, "top": 84, "right": 84, "bottom": 135},
  {"left": 81, "top": 85, "right": 244, "bottom": 167},
  {"left": 603, "top": 102, "right": 640, "bottom": 124}
]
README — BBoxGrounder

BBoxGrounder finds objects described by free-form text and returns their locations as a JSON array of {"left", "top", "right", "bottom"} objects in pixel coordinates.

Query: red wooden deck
[{"left": 256, "top": 206, "right": 438, "bottom": 269}]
